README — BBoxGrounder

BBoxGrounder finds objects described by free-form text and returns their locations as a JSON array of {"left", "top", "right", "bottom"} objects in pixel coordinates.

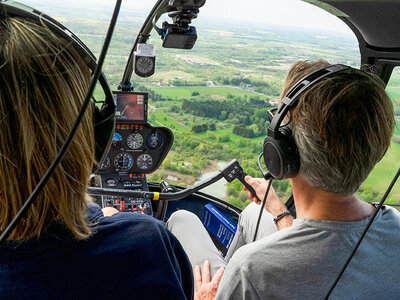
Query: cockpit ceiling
[{"left": 305, "top": 0, "right": 400, "bottom": 49}]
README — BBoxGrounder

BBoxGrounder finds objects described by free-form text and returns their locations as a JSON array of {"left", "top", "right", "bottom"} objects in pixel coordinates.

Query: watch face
[{"left": 136, "top": 56, "right": 154, "bottom": 75}]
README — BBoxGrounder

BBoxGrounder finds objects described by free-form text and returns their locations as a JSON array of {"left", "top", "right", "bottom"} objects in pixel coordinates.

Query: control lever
[
  {"left": 220, "top": 160, "right": 261, "bottom": 203},
  {"left": 156, "top": 180, "right": 175, "bottom": 220},
  {"left": 238, "top": 172, "right": 261, "bottom": 204},
  {"left": 88, "top": 160, "right": 261, "bottom": 202}
]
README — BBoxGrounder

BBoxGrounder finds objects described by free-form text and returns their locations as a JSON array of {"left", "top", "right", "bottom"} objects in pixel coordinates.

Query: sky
[{"left": 21, "top": 0, "right": 353, "bottom": 35}]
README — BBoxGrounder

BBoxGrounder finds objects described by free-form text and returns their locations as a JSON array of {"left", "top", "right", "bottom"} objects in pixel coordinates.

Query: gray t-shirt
[{"left": 216, "top": 206, "right": 400, "bottom": 299}]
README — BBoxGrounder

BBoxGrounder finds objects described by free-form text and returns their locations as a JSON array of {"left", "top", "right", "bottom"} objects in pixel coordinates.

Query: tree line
[
  {"left": 182, "top": 98, "right": 270, "bottom": 122},
  {"left": 192, "top": 123, "right": 216, "bottom": 133}
]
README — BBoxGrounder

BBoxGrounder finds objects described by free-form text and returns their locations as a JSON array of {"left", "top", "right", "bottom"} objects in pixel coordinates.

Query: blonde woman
[{"left": 0, "top": 17, "right": 193, "bottom": 299}]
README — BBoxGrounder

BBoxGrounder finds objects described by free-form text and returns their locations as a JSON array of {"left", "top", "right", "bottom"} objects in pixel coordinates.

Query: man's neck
[{"left": 291, "top": 175, "right": 375, "bottom": 222}]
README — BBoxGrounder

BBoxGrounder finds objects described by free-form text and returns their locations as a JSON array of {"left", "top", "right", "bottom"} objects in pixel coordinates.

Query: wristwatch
[{"left": 273, "top": 210, "right": 291, "bottom": 224}]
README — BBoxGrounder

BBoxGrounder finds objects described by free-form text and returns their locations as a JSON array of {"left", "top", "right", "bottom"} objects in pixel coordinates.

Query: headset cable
[
  {"left": 253, "top": 179, "right": 273, "bottom": 242},
  {"left": 325, "top": 166, "right": 400, "bottom": 299}
]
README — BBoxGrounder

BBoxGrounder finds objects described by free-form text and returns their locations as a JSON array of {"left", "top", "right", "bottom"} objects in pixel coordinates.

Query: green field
[
  {"left": 151, "top": 110, "right": 191, "bottom": 133},
  {"left": 363, "top": 142, "right": 400, "bottom": 202},
  {"left": 152, "top": 86, "right": 263, "bottom": 99},
  {"left": 386, "top": 87, "right": 400, "bottom": 99},
  {"left": 150, "top": 108, "right": 265, "bottom": 143},
  {"left": 395, "top": 119, "right": 400, "bottom": 136},
  {"left": 196, "top": 127, "right": 266, "bottom": 143}
]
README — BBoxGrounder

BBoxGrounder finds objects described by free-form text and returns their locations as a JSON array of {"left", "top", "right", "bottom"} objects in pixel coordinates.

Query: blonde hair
[
  {"left": 0, "top": 18, "right": 95, "bottom": 240},
  {"left": 282, "top": 60, "right": 394, "bottom": 195}
]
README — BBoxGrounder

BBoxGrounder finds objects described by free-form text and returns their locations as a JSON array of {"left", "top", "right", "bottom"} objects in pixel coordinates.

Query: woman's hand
[
  {"left": 194, "top": 260, "right": 224, "bottom": 300},
  {"left": 102, "top": 207, "right": 119, "bottom": 217}
]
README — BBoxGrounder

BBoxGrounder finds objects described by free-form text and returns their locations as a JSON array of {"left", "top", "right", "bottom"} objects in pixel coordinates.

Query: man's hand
[
  {"left": 194, "top": 260, "right": 224, "bottom": 300},
  {"left": 243, "top": 176, "right": 293, "bottom": 229},
  {"left": 243, "top": 176, "right": 280, "bottom": 208}
]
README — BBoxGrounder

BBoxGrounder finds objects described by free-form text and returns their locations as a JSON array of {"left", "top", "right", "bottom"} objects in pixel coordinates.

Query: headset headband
[
  {"left": 0, "top": 0, "right": 114, "bottom": 102},
  {"left": 0, "top": 0, "right": 116, "bottom": 167},
  {"left": 1, "top": 1, "right": 96, "bottom": 68},
  {"left": 268, "top": 64, "right": 351, "bottom": 138}
]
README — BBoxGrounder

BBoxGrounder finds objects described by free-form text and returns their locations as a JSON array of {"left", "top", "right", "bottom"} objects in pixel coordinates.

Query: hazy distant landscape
[{"left": 30, "top": 2, "right": 400, "bottom": 206}]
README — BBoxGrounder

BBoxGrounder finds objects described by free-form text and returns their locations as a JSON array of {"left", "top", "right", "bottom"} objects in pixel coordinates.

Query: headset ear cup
[
  {"left": 263, "top": 136, "right": 284, "bottom": 179},
  {"left": 92, "top": 73, "right": 116, "bottom": 170},
  {"left": 93, "top": 103, "right": 115, "bottom": 166},
  {"left": 263, "top": 128, "right": 300, "bottom": 180}
]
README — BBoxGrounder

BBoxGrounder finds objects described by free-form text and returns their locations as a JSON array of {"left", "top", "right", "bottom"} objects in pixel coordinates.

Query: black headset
[
  {"left": 262, "top": 64, "right": 352, "bottom": 180},
  {"left": 0, "top": 0, "right": 116, "bottom": 169}
]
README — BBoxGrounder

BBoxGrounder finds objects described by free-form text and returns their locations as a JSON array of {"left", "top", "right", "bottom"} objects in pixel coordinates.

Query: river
[{"left": 194, "top": 161, "right": 229, "bottom": 199}]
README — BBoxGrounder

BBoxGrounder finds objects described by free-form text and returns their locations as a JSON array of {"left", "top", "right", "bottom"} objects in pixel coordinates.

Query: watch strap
[{"left": 273, "top": 210, "right": 291, "bottom": 224}]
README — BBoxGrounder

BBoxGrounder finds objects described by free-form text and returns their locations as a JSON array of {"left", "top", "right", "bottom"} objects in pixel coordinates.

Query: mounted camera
[
  {"left": 134, "top": 43, "right": 156, "bottom": 77},
  {"left": 161, "top": 23, "right": 197, "bottom": 49},
  {"left": 156, "top": 0, "right": 206, "bottom": 49}
]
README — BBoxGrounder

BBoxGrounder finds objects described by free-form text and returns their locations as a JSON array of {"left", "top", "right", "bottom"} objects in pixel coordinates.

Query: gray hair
[{"left": 284, "top": 61, "right": 394, "bottom": 195}]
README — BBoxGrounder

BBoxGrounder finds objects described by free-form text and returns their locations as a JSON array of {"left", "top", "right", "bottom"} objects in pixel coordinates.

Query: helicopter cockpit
[{"left": 0, "top": 0, "right": 399, "bottom": 298}]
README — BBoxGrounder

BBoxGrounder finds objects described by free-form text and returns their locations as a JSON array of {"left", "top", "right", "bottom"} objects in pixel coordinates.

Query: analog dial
[
  {"left": 112, "top": 132, "right": 123, "bottom": 147},
  {"left": 126, "top": 133, "right": 143, "bottom": 150},
  {"left": 146, "top": 132, "right": 163, "bottom": 150},
  {"left": 137, "top": 154, "right": 153, "bottom": 170},
  {"left": 136, "top": 57, "right": 154, "bottom": 75},
  {"left": 114, "top": 153, "right": 134, "bottom": 171}
]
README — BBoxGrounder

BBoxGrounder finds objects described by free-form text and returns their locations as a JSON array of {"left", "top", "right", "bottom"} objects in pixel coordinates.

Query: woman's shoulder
[
  {"left": 86, "top": 204, "right": 176, "bottom": 253},
  {"left": 88, "top": 202, "right": 166, "bottom": 231},
  {"left": 97, "top": 208, "right": 166, "bottom": 232}
]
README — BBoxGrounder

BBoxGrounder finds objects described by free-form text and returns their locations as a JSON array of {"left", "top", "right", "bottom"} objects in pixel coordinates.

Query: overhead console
[{"left": 95, "top": 91, "right": 173, "bottom": 215}]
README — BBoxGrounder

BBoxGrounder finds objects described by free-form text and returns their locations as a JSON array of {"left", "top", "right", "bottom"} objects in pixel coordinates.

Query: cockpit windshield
[{"left": 21, "top": 0, "right": 399, "bottom": 208}]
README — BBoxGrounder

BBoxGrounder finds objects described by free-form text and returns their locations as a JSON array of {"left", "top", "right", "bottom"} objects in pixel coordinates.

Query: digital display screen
[{"left": 113, "top": 92, "right": 148, "bottom": 122}]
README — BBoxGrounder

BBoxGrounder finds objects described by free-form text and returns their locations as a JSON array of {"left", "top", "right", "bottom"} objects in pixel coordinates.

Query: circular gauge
[
  {"left": 99, "top": 156, "right": 111, "bottom": 170},
  {"left": 136, "top": 57, "right": 154, "bottom": 75},
  {"left": 114, "top": 153, "right": 134, "bottom": 171},
  {"left": 126, "top": 133, "right": 143, "bottom": 150},
  {"left": 146, "top": 132, "right": 163, "bottom": 150},
  {"left": 112, "top": 132, "right": 123, "bottom": 147},
  {"left": 137, "top": 154, "right": 153, "bottom": 170}
]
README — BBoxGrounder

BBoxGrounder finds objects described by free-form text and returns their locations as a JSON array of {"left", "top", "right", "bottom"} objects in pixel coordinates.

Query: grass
[
  {"left": 394, "top": 119, "right": 400, "bottom": 136},
  {"left": 386, "top": 87, "right": 400, "bottom": 100},
  {"left": 149, "top": 108, "right": 265, "bottom": 145},
  {"left": 196, "top": 127, "right": 265, "bottom": 143},
  {"left": 150, "top": 71, "right": 195, "bottom": 81},
  {"left": 152, "top": 86, "right": 262, "bottom": 99},
  {"left": 363, "top": 142, "right": 400, "bottom": 201}
]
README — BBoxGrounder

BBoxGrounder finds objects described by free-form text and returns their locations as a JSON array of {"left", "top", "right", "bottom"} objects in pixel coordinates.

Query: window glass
[
  {"left": 145, "top": 0, "right": 361, "bottom": 208},
  {"left": 22, "top": 0, "right": 386, "bottom": 209},
  {"left": 361, "top": 68, "right": 400, "bottom": 205}
]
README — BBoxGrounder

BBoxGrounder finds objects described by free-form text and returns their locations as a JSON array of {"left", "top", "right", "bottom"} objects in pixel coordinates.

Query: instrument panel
[
  {"left": 97, "top": 123, "right": 173, "bottom": 174},
  {"left": 94, "top": 91, "right": 173, "bottom": 215}
]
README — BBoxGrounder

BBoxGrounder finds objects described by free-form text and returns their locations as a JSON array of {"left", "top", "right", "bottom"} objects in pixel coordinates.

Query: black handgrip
[
  {"left": 238, "top": 172, "right": 261, "bottom": 203},
  {"left": 284, "top": 194, "right": 296, "bottom": 218}
]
